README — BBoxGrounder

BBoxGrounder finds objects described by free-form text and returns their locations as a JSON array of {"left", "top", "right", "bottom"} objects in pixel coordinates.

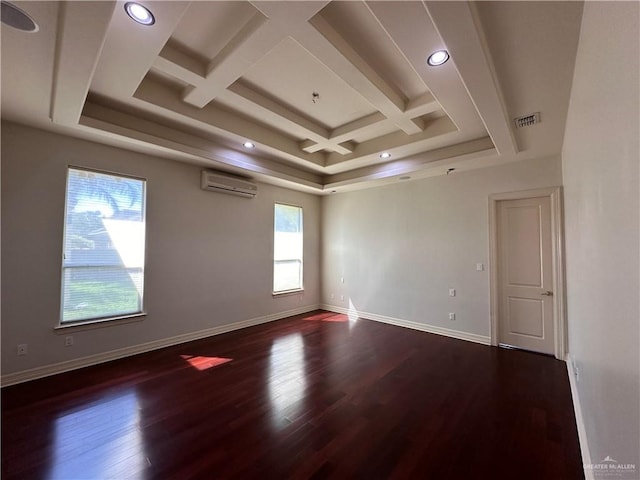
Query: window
[
  {"left": 273, "top": 203, "right": 303, "bottom": 293},
  {"left": 60, "top": 167, "right": 146, "bottom": 323}
]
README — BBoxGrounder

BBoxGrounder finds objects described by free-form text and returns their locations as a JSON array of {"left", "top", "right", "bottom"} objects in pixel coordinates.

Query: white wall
[
  {"left": 562, "top": 1, "right": 640, "bottom": 470},
  {"left": 321, "top": 155, "right": 562, "bottom": 338},
  {"left": 1, "top": 122, "right": 321, "bottom": 377}
]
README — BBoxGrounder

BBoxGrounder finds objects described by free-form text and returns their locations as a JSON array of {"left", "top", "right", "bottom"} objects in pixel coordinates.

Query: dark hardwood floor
[{"left": 2, "top": 311, "right": 583, "bottom": 479}]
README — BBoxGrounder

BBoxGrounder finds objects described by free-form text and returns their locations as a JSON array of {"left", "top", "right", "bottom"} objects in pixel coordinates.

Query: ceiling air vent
[{"left": 514, "top": 112, "right": 540, "bottom": 128}]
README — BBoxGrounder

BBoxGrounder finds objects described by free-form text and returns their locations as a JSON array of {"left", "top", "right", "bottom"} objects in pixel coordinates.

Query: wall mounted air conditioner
[{"left": 201, "top": 170, "right": 258, "bottom": 198}]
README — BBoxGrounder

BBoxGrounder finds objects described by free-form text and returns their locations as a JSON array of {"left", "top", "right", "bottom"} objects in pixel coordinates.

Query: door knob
[{"left": 541, "top": 291, "right": 553, "bottom": 296}]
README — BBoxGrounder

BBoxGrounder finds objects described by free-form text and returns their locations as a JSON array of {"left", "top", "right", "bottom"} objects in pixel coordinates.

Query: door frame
[{"left": 488, "top": 187, "right": 566, "bottom": 359}]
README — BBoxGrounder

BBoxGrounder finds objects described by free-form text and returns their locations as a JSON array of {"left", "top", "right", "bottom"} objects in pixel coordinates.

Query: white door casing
[{"left": 489, "top": 187, "right": 566, "bottom": 359}]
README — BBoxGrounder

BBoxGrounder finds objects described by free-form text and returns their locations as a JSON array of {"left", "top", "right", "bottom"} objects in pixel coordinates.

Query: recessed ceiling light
[
  {"left": 380, "top": 152, "right": 391, "bottom": 159},
  {"left": 427, "top": 50, "right": 449, "bottom": 66},
  {"left": 125, "top": 2, "right": 154, "bottom": 26},
  {"left": 1, "top": 1, "right": 39, "bottom": 32},
  {"left": 243, "top": 141, "right": 255, "bottom": 149}
]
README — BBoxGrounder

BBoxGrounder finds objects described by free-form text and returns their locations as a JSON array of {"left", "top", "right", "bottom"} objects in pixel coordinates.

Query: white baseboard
[
  {"left": 320, "top": 304, "right": 491, "bottom": 345},
  {"left": 1, "top": 305, "right": 319, "bottom": 387},
  {"left": 566, "top": 354, "right": 593, "bottom": 480}
]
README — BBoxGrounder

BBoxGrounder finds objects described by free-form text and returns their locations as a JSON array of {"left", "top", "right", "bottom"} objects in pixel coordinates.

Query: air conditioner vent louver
[
  {"left": 201, "top": 170, "right": 257, "bottom": 198},
  {"left": 514, "top": 112, "right": 540, "bottom": 128}
]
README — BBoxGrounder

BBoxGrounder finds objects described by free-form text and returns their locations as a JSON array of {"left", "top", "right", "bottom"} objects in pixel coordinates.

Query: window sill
[
  {"left": 54, "top": 313, "right": 146, "bottom": 333},
  {"left": 272, "top": 289, "right": 304, "bottom": 297}
]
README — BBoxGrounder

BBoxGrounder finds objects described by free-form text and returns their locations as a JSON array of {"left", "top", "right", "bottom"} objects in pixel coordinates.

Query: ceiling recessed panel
[
  {"left": 474, "top": 1, "right": 583, "bottom": 156},
  {"left": 2, "top": 0, "right": 583, "bottom": 193},
  {"left": 240, "top": 37, "right": 377, "bottom": 130},
  {"left": 318, "top": 1, "right": 429, "bottom": 103},
  {"left": 213, "top": 84, "right": 319, "bottom": 142},
  {"left": 169, "top": 1, "right": 260, "bottom": 64},
  {"left": 1, "top": 1, "right": 58, "bottom": 123}
]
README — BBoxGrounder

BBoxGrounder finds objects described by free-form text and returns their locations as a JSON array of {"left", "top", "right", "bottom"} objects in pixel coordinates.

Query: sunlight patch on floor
[
  {"left": 180, "top": 355, "right": 232, "bottom": 371},
  {"left": 48, "top": 390, "right": 146, "bottom": 480},
  {"left": 303, "top": 312, "right": 348, "bottom": 322},
  {"left": 268, "top": 333, "right": 307, "bottom": 430}
]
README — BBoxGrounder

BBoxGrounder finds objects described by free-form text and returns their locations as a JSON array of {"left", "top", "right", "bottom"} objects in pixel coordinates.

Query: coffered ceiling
[{"left": 1, "top": 1, "right": 584, "bottom": 193}]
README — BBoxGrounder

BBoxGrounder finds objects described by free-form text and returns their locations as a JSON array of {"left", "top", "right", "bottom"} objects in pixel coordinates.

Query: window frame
[
  {"left": 58, "top": 165, "right": 148, "bottom": 327},
  {"left": 273, "top": 202, "right": 304, "bottom": 296}
]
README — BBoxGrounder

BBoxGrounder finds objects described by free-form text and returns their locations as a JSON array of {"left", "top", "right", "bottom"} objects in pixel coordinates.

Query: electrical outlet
[
  {"left": 17, "top": 344, "right": 27, "bottom": 356},
  {"left": 340, "top": 295, "right": 345, "bottom": 302},
  {"left": 448, "top": 313, "right": 456, "bottom": 321},
  {"left": 340, "top": 277, "right": 344, "bottom": 284},
  {"left": 65, "top": 336, "right": 74, "bottom": 347},
  {"left": 449, "top": 288, "right": 456, "bottom": 297},
  {"left": 330, "top": 293, "right": 335, "bottom": 299}
]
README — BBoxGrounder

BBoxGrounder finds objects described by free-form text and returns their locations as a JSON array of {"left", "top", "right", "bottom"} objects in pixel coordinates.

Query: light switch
[
  {"left": 449, "top": 288, "right": 456, "bottom": 297},
  {"left": 476, "top": 263, "right": 484, "bottom": 271}
]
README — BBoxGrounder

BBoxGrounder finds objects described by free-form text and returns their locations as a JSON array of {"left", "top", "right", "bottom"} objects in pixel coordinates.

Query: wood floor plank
[{"left": 1, "top": 311, "right": 584, "bottom": 479}]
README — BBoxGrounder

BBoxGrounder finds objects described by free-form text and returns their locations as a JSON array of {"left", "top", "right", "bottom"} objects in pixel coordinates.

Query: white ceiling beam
[
  {"left": 299, "top": 139, "right": 352, "bottom": 155},
  {"left": 50, "top": 1, "right": 116, "bottom": 125},
  {"left": 325, "top": 116, "right": 458, "bottom": 168},
  {"left": 181, "top": 11, "right": 271, "bottom": 107},
  {"left": 423, "top": 1, "right": 518, "bottom": 156},
  {"left": 90, "top": 2, "right": 191, "bottom": 99},
  {"left": 364, "top": 1, "right": 486, "bottom": 137},
  {"left": 330, "top": 112, "right": 387, "bottom": 143},
  {"left": 322, "top": 94, "right": 442, "bottom": 147},
  {"left": 324, "top": 136, "right": 496, "bottom": 188}
]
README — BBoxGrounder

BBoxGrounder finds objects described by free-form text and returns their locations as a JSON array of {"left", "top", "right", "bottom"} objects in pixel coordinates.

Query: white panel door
[{"left": 497, "top": 197, "right": 554, "bottom": 354}]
